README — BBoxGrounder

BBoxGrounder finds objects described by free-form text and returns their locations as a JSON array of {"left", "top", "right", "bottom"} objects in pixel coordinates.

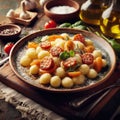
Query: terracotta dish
[
  {"left": 0, "top": 24, "right": 21, "bottom": 40},
  {"left": 44, "top": 0, "right": 80, "bottom": 23},
  {"left": 9, "top": 28, "right": 116, "bottom": 93}
]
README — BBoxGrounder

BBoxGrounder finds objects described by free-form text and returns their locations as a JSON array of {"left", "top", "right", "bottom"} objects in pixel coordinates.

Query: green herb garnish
[
  {"left": 59, "top": 50, "right": 75, "bottom": 60},
  {"left": 60, "top": 51, "right": 70, "bottom": 60}
]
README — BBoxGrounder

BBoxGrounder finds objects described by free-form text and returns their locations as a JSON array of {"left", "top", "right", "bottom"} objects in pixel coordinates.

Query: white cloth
[{"left": 0, "top": 82, "right": 66, "bottom": 120}]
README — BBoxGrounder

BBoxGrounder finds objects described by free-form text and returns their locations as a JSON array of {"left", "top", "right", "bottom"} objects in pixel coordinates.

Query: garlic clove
[
  {"left": 23, "top": 0, "right": 37, "bottom": 11},
  {"left": 20, "top": 1, "right": 31, "bottom": 19},
  {"left": 6, "top": 9, "right": 15, "bottom": 17},
  {"left": 19, "top": 12, "right": 31, "bottom": 19}
]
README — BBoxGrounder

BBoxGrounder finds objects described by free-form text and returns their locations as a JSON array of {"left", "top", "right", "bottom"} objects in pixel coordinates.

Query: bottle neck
[{"left": 110, "top": 0, "right": 119, "bottom": 11}]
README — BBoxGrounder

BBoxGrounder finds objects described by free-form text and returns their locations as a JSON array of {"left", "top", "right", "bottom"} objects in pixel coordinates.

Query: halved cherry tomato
[
  {"left": 50, "top": 46, "right": 63, "bottom": 57},
  {"left": 44, "top": 20, "right": 57, "bottom": 29},
  {"left": 40, "top": 41, "right": 51, "bottom": 49},
  {"left": 4, "top": 42, "right": 14, "bottom": 55},
  {"left": 81, "top": 53, "right": 94, "bottom": 65},
  {"left": 67, "top": 71, "right": 81, "bottom": 77},
  {"left": 40, "top": 57, "right": 54, "bottom": 70},
  {"left": 63, "top": 57, "right": 77, "bottom": 68},
  {"left": 73, "top": 33, "right": 85, "bottom": 45}
]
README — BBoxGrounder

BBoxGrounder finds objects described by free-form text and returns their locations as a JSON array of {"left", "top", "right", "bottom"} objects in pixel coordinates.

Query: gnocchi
[
  {"left": 79, "top": 64, "right": 90, "bottom": 75},
  {"left": 73, "top": 74, "right": 85, "bottom": 85},
  {"left": 62, "top": 77, "right": 74, "bottom": 88},
  {"left": 39, "top": 73, "right": 51, "bottom": 84},
  {"left": 50, "top": 76, "right": 61, "bottom": 87},
  {"left": 87, "top": 69, "right": 98, "bottom": 79},
  {"left": 38, "top": 50, "right": 50, "bottom": 59},
  {"left": 26, "top": 48, "right": 37, "bottom": 59},
  {"left": 92, "top": 49, "right": 102, "bottom": 58},
  {"left": 55, "top": 67, "right": 66, "bottom": 78},
  {"left": 29, "top": 65, "right": 39, "bottom": 75},
  {"left": 20, "top": 55, "right": 32, "bottom": 67},
  {"left": 19, "top": 33, "right": 109, "bottom": 89}
]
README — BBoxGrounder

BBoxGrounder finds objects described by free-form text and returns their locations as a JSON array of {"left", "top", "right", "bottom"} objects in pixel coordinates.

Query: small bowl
[
  {"left": 44, "top": 0, "right": 80, "bottom": 23},
  {"left": 0, "top": 24, "right": 21, "bottom": 40}
]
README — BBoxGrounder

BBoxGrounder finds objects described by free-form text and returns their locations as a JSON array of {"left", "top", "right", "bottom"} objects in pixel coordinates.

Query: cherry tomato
[
  {"left": 81, "top": 53, "right": 94, "bottom": 65},
  {"left": 40, "top": 57, "right": 54, "bottom": 70},
  {"left": 63, "top": 57, "right": 77, "bottom": 68},
  {"left": 40, "top": 41, "right": 51, "bottom": 49},
  {"left": 44, "top": 20, "right": 57, "bottom": 29},
  {"left": 4, "top": 42, "right": 14, "bottom": 55},
  {"left": 50, "top": 46, "right": 63, "bottom": 57},
  {"left": 73, "top": 34, "right": 85, "bottom": 44}
]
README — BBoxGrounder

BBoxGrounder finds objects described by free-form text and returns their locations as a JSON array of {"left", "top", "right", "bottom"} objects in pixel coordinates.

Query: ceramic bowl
[
  {"left": 44, "top": 0, "right": 80, "bottom": 23},
  {"left": 0, "top": 24, "right": 21, "bottom": 40},
  {"left": 9, "top": 28, "right": 116, "bottom": 93}
]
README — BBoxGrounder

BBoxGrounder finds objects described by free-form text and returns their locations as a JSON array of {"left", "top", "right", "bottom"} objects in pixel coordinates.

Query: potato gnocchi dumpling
[
  {"left": 62, "top": 77, "right": 74, "bottom": 88},
  {"left": 38, "top": 50, "right": 50, "bottom": 59},
  {"left": 87, "top": 69, "right": 98, "bottom": 79},
  {"left": 29, "top": 65, "right": 39, "bottom": 75},
  {"left": 85, "top": 39, "right": 93, "bottom": 46},
  {"left": 26, "top": 48, "right": 37, "bottom": 59},
  {"left": 79, "top": 64, "right": 90, "bottom": 75},
  {"left": 36, "top": 46, "right": 42, "bottom": 54},
  {"left": 39, "top": 73, "right": 51, "bottom": 84},
  {"left": 92, "top": 49, "right": 102, "bottom": 58},
  {"left": 19, "top": 33, "right": 109, "bottom": 89},
  {"left": 20, "top": 55, "right": 32, "bottom": 67},
  {"left": 73, "top": 41, "right": 85, "bottom": 50},
  {"left": 73, "top": 74, "right": 85, "bottom": 85},
  {"left": 55, "top": 67, "right": 66, "bottom": 78},
  {"left": 50, "top": 76, "right": 61, "bottom": 87}
]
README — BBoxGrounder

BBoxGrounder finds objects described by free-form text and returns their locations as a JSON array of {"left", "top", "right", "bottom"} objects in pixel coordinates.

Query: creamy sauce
[{"left": 49, "top": 6, "right": 76, "bottom": 14}]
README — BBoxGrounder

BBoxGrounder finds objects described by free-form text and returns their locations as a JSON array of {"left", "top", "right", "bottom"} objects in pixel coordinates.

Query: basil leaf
[
  {"left": 59, "top": 51, "right": 70, "bottom": 60},
  {"left": 69, "top": 50, "right": 75, "bottom": 57}
]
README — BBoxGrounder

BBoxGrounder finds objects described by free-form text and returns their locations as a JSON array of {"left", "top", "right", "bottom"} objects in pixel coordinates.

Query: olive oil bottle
[
  {"left": 79, "top": 0, "right": 108, "bottom": 25},
  {"left": 100, "top": 0, "right": 120, "bottom": 39}
]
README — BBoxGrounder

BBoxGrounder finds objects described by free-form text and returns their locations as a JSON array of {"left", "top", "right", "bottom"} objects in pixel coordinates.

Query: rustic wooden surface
[{"left": 1, "top": 0, "right": 120, "bottom": 120}]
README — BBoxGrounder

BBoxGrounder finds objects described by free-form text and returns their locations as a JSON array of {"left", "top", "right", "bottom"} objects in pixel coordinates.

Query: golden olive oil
[
  {"left": 100, "top": 12, "right": 120, "bottom": 39},
  {"left": 79, "top": 0, "right": 108, "bottom": 25},
  {"left": 100, "top": 0, "right": 120, "bottom": 39}
]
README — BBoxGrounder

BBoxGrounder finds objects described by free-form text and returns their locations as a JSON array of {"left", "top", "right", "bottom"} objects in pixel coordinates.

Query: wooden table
[{"left": 1, "top": 0, "right": 120, "bottom": 120}]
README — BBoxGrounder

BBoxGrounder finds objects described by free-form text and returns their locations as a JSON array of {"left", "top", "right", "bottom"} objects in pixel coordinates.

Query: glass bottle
[
  {"left": 79, "top": 0, "right": 109, "bottom": 25},
  {"left": 100, "top": 0, "right": 120, "bottom": 39}
]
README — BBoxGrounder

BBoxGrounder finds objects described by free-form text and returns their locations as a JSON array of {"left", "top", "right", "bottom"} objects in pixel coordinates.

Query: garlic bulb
[
  {"left": 22, "top": 0, "right": 37, "bottom": 11},
  {"left": 20, "top": 1, "right": 31, "bottom": 19}
]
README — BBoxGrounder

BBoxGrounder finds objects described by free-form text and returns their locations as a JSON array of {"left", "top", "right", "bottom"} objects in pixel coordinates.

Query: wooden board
[
  {"left": 0, "top": 62, "right": 120, "bottom": 119},
  {"left": 6, "top": 7, "right": 38, "bottom": 26}
]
